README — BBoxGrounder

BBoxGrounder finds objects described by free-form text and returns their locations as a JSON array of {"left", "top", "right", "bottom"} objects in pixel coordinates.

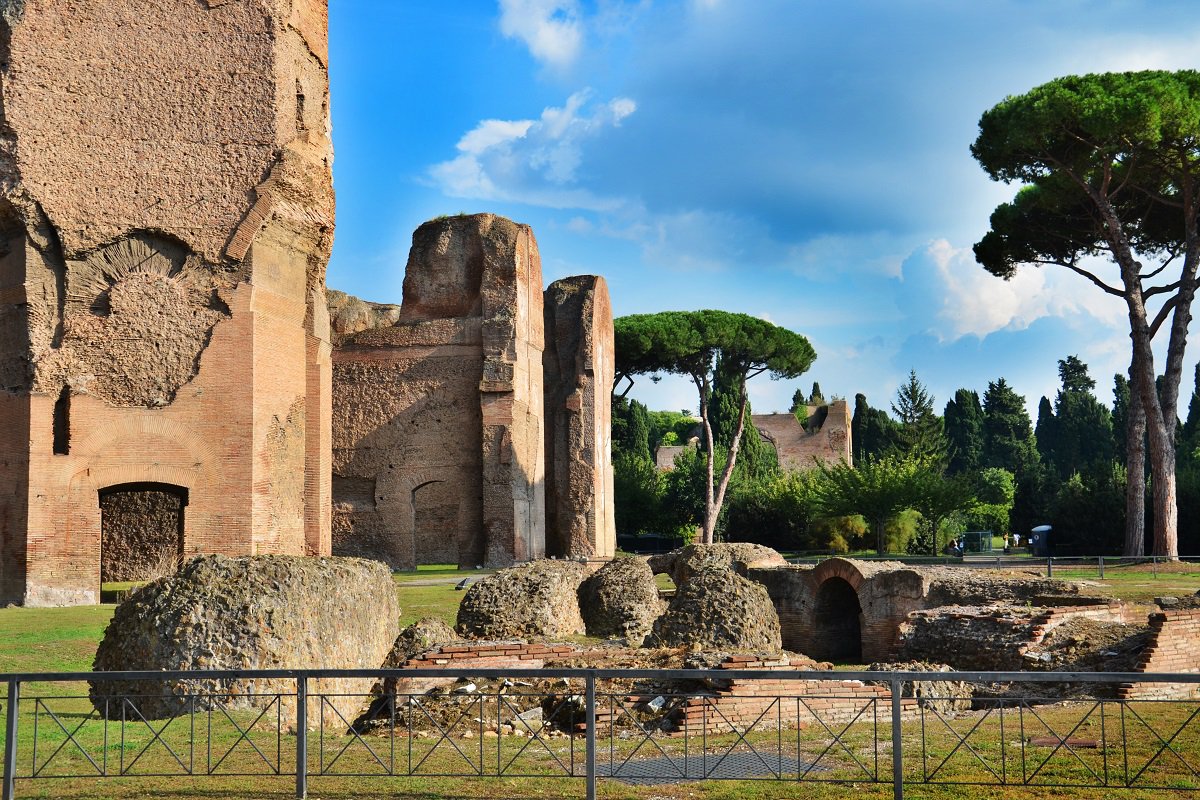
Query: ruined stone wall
[
  {"left": 0, "top": 0, "right": 334, "bottom": 605},
  {"left": 899, "top": 603, "right": 1137, "bottom": 671},
  {"left": 752, "top": 399, "right": 853, "bottom": 471},
  {"left": 99, "top": 488, "right": 186, "bottom": 583},
  {"left": 331, "top": 215, "right": 545, "bottom": 570},
  {"left": 1118, "top": 609, "right": 1200, "bottom": 700},
  {"left": 543, "top": 276, "right": 615, "bottom": 559},
  {"left": 332, "top": 321, "right": 485, "bottom": 569},
  {"left": 752, "top": 559, "right": 925, "bottom": 662}
]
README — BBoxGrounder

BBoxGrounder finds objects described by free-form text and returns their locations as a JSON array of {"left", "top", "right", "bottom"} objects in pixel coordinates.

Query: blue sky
[{"left": 326, "top": 1, "right": 1200, "bottom": 419}]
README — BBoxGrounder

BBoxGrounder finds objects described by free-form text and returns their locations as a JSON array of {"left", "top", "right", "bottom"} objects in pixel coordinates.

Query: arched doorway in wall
[
  {"left": 99, "top": 483, "right": 188, "bottom": 583},
  {"left": 411, "top": 479, "right": 460, "bottom": 566},
  {"left": 812, "top": 577, "right": 864, "bottom": 662}
]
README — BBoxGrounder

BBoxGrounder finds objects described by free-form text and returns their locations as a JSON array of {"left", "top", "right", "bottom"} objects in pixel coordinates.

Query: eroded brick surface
[{"left": 0, "top": 0, "right": 334, "bottom": 605}]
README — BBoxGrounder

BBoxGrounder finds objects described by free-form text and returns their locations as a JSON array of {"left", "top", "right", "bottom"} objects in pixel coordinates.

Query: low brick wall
[
  {"left": 1118, "top": 609, "right": 1200, "bottom": 700},
  {"left": 392, "top": 641, "right": 582, "bottom": 695},
  {"left": 900, "top": 603, "right": 1132, "bottom": 671},
  {"left": 670, "top": 656, "right": 915, "bottom": 735}
]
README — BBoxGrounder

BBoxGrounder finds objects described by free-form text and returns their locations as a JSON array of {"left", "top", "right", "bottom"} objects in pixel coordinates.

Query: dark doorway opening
[
  {"left": 412, "top": 480, "right": 459, "bottom": 565},
  {"left": 812, "top": 577, "right": 863, "bottom": 662},
  {"left": 99, "top": 483, "right": 188, "bottom": 583}
]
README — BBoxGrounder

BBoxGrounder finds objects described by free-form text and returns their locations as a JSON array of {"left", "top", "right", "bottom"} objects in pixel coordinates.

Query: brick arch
[
  {"left": 395, "top": 468, "right": 452, "bottom": 569},
  {"left": 68, "top": 415, "right": 221, "bottom": 483},
  {"left": 810, "top": 557, "right": 867, "bottom": 592}
]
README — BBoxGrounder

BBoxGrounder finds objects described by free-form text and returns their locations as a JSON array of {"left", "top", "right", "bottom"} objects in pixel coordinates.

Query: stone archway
[
  {"left": 99, "top": 482, "right": 188, "bottom": 583},
  {"left": 411, "top": 479, "right": 459, "bottom": 566},
  {"left": 811, "top": 576, "right": 864, "bottom": 662}
]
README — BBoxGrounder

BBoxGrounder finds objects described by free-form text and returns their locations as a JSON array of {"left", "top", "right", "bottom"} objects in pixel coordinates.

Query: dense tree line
[{"left": 614, "top": 354, "right": 1200, "bottom": 557}]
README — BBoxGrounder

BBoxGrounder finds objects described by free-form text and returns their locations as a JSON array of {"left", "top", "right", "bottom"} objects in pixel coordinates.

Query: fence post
[
  {"left": 890, "top": 677, "right": 903, "bottom": 800},
  {"left": 1046, "top": 558, "right": 1053, "bottom": 578},
  {"left": 1098, "top": 556, "right": 1105, "bottom": 579},
  {"left": 585, "top": 673, "right": 597, "bottom": 800},
  {"left": 3, "top": 678, "right": 18, "bottom": 800},
  {"left": 295, "top": 674, "right": 308, "bottom": 800}
]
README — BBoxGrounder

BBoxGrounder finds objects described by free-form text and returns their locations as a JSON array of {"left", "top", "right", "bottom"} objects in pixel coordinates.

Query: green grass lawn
[{"left": 6, "top": 564, "right": 1200, "bottom": 799}]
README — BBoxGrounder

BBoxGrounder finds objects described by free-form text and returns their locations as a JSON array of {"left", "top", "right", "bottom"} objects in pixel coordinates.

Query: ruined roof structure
[
  {"left": 0, "top": 0, "right": 335, "bottom": 606},
  {"left": 752, "top": 399, "right": 853, "bottom": 470},
  {"left": 330, "top": 215, "right": 616, "bottom": 569}
]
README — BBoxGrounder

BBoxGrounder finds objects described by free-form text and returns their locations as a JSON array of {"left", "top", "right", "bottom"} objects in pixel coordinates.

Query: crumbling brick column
[
  {"left": 0, "top": 0, "right": 334, "bottom": 605},
  {"left": 543, "top": 276, "right": 616, "bottom": 560}
]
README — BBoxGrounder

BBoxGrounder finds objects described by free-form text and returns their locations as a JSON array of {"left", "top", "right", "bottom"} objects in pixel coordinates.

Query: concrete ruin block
[
  {"left": 331, "top": 215, "right": 545, "bottom": 570},
  {"left": 648, "top": 566, "right": 783, "bottom": 653},
  {"left": 0, "top": 0, "right": 334, "bottom": 606},
  {"left": 90, "top": 555, "right": 396, "bottom": 731},
  {"left": 543, "top": 276, "right": 616, "bottom": 559},
  {"left": 456, "top": 559, "right": 588, "bottom": 639}
]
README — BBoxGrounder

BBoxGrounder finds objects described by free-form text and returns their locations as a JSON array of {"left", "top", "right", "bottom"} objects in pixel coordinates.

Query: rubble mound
[
  {"left": 649, "top": 542, "right": 788, "bottom": 585},
  {"left": 384, "top": 618, "right": 460, "bottom": 668},
  {"left": 327, "top": 289, "right": 401, "bottom": 342},
  {"left": 578, "top": 557, "right": 666, "bottom": 642},
  {"left": 648, "top": 567, "right": 782, "bottom": 652},
  {"left": 868, "top": 661, "right": 973, "bottom": 716},
  {"left": 456, "top": 559, "right": 588, "bottom": 639},
  {"left": 90, "top": 555, "right": 398, "bottom": 726}
]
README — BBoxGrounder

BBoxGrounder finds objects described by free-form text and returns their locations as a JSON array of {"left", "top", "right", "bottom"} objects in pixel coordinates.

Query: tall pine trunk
[{"left": 1124, "top": 386, "right": 1146, "bottom": 557}]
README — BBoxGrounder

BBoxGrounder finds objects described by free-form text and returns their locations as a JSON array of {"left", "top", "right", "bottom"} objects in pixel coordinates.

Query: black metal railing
[{"left": 3, "top": 668, "right": 1200, "bottom": 799}]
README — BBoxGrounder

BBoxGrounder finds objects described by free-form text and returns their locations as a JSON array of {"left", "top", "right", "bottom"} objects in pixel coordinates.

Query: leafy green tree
[
  {"left": 709, "top": 356, "right": 778, "bottom": 482},
  {"left": 852, "top": 393, "right": 897, "bottom": 464},
  {"left": 809, "top": 382, "right": 825, "bottom": 405},
  {"left": 981, "top": 378, "right": 1043, "bottom": 535},
  {"left": 1037, "top": 356, "right": 1114, "bottom": 480},
  {"left": 724, "top": 471, "right": 821, "bottom": 551},
  {"left": 790, "top": 388, "right": 807, "bottom": 414},
  {"left": 981, "top": 379, "right": 1038, "bottom": 475},
  {"left": 814, "top": 454, "right": 921, "bottom": 555},
  {"left": 1035, "top": 396, "right": 1056, "bottom": 469},
  {"left": 967, "top": 467, "right": 1017, "bottom": 538},
  {"left": 1050, "top": 465, "right": 1127, "bottom": 554},
  {"left": 612, "top": 397, "right": 653, "bottom": 462},
  {"left": 647, "top": 409, "right": 699, "bottom": 449},
  {"left": 891, "top": 370, "right": 949, "bottom": 465},
  {"left": 972, "top": 70, "right": 1200, "bottom": 558},
  {"left": 613, "top": 452, "right": 665, "bottom": 536},
  {"left": 615, "top": 311, "right": 816, "bottom": 543},
  {"left": 1181, "top": 362, "right": 1200, "bottom": 461},
  {"left": 944, "top": 389, "right": 984, "bottom": 475},
  {"left": 908, "top": 469, "right": 977, "bottom": 555}
]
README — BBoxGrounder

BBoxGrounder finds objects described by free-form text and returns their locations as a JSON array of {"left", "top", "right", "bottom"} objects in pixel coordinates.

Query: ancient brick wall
[
  {"left": 752, "top": 558, "right": 927, "bottom": 663},
  {"left": 1118, "top": 609, "right": 1200, "bottom": 700},
  {"left": 543, "top": 276, "right": 616, "bottom": 559},
  {"left": 752, "top": 399, "right": 853, "bottom": 471},
  {"left": 391, "top": 641, "right": 580, "bottom": 696},
  {"left": 673, "top": 656, "right": 917, "bottom": 735},
  {"left": 332, "top": 215, "right": 546, "bottom": 570},
  {"left": 0, "top": 0, "right": 334, "bottom": 606}
]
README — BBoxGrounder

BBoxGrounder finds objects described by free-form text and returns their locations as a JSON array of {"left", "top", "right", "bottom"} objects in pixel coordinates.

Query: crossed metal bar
[{"left": 3, "top": 668, "right": 1200, "bottom": 800}]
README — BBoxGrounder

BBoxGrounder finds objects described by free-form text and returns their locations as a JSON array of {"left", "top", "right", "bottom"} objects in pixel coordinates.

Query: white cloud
[
  {"left": 457, "top": 119, "right": 534, "bottom": 154},
  {"left": 498, "top": 0, "right": 583, "bottom": 68},
  {"left": 912, "top": 239, "right": 1126, "bottom": 340},
  {"left": 429, "top": 90, "right": 637, "bottom": 210}
]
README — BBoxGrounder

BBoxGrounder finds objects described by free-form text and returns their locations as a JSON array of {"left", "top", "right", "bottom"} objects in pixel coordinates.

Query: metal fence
[{"left": 3, "top": 668, "right": 1200, "bottom": 799}]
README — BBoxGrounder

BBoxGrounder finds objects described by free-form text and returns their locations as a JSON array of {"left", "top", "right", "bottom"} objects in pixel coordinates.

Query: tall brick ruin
[
  {"left": 331, "top": 215, "right": 615, "bottom": 569},
  {"left": 543, "top": 276, "right": 616, "bottom": 559},
  {"left": 0, "top": 0, "right": 335, "bottom": 605}
]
